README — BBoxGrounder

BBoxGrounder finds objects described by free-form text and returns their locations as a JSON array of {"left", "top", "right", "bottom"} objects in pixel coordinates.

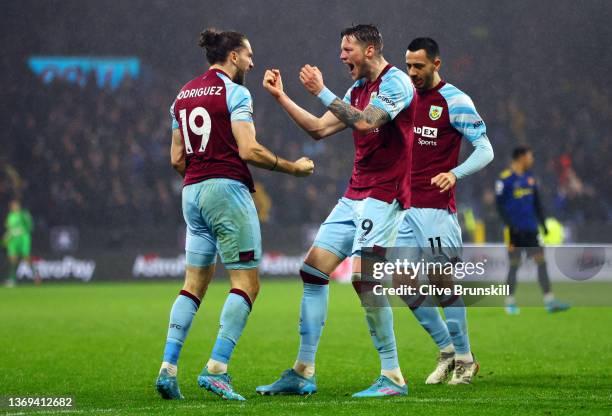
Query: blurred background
[{"left": 1, "top": 0, "right": 611, "bottom": 280}]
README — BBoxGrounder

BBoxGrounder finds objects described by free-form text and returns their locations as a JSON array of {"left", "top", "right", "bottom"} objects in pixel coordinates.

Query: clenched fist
[
  {"left": 299, "top": 64, "right": 325, "bottom": 96},
  {"left": 263, "top": 69, "right": 284, "bottom": 98}
]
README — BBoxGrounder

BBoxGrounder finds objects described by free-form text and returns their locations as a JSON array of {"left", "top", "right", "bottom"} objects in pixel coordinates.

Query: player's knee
[
  {"left": 247, "top": 279, "right": 260, "bottom": 300},
  {"left": 533, "top": 252, "right": 545, "bottom": 264},
  {"left": 182, "top": 280, "right": 207, "bottom": 300},
  {"left": 300, "top": 262, "right": 330, "bottom": 286}
]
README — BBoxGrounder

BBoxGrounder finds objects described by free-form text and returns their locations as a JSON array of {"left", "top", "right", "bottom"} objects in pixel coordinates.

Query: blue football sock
[
  {"left": 297, "top": 263, "right": 330, "bottom": 364},
  {"left": 210, "top": 289, "right": 252, "bottom": 364},
  {"left": 163, "top": 290, "right": 201, "bottom": 365},
  {"left": 411, "top": 305, "right": 453, "bottom": 349},
  {"left": 353, "top": 273, "right": 399, "bottom": 371},
  {"left": 441, "top": 296, "right": 470, "bottom": 355},
  {"left": 364, "top": 305, "right": 399, "bottom": 370}
]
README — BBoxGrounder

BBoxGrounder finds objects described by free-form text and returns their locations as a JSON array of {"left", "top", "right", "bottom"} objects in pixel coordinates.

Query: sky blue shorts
[
  {"left": 313, "top": 197, "right": 405, "bottom": 260},
  {"left": 395, "top": 207, "right": 462, "bottom": 261},
  {"left": 182, "top": 178, "right": 261, "bottom": 270}
]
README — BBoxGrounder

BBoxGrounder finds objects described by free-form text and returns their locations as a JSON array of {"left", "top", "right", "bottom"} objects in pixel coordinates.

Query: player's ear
[{"left": 433, "top": 57, "right": 442, "bottom": 71}]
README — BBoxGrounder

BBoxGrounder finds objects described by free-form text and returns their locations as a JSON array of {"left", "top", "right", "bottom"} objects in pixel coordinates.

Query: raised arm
[
  {"left": 231, "top": 120, "right": 314, "bottom": 177},
  {"left": 263, "top": 69, "right": 345, "bottom": 140},
  {"left": 299, "top": 65, "right": 401, "bottom": 133}
]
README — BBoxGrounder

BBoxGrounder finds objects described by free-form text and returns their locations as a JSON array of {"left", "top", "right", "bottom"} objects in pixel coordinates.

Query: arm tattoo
[{"left": 327, "top": 99, "right": 390, "bottom": 128}]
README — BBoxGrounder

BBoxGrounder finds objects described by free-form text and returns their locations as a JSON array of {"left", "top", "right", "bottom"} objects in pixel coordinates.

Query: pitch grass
[{"left": 1, "top": 281, "right": 611, "bottom": 416}]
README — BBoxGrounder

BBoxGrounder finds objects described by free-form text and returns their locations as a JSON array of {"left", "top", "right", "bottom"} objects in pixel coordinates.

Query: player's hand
[
  {"left": 299, "top": 65, "right": 325, "bottom": 96},
  {"left": 263, "top": 69, "right": 284, "bottom": 98},
  {"left": 431, "top": 172, "right": 457, "bottom": 192},
  {"left": 293, "top": 157, "right": 315, "bottom": 177}
]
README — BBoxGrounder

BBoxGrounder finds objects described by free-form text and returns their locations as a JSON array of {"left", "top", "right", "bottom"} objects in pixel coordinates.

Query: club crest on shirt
[
  {"left": 429, "top": 105, "right": 443, "bottom": 120},
  {"left": 370, "top": 91, "right": 377, "bottom": 102}
]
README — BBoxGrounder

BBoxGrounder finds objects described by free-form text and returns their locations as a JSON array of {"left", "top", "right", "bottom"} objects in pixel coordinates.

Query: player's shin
[
  {"left": 535, "top": 256, "right": 552, "bottom": 296},
  {"left": 161, "top": 290, "right": 201, "bottom": 375},
  {"left": 441, "top": 296, "right": 472, "bottom": 362},
  {"left": 411, "top": 304, "right": 453, "bottom": 351},
  {"left": 207, "top": 289, "right": 253, "bottom": 374},
  {"left": 395, "top": 273, "right": 453, "bottom": 351},
  {"left": 353, "top": 272, "right": 405, "bottom": 386},
  {"left": 295, "top": 263, "right": 330, "bottom": 378}
]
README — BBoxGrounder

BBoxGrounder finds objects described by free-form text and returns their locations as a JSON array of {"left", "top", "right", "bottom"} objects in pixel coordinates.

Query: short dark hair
[
  {"left": 340, "top": 24, "right": 383, "bottom": 53},
  {"left": 512, "top": 146, "right": 532, "bottom": 160},
  {"left": 407, "top": 37, "right": 440, "bottom": 61},
  {"left": 198, "top": 28, "right": 247, "bottom": 65}
]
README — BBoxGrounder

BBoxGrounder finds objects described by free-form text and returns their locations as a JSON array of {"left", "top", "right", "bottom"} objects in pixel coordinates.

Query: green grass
[{"left": 1, "top": 281, "right": 611, "bottom": 415}]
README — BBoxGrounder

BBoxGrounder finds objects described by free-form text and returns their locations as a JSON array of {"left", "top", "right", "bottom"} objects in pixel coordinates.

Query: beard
[
  {"left": 423, "top": 72, "right": 435, "bottom": 90},
  {"left": 234, "top": 69, "right": 246, "bottom": 86}
]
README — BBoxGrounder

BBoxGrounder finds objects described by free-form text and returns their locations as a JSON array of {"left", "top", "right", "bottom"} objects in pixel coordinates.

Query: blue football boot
[
  {"left": 197, "top": 366, "right": 245, "bottom": 401},
  {"left": 546, "top": 299, "right": 570, "bottom": 313},
  {"left": 156, "top": 368, "right": 184, "bottom": 400},
  {"left": 352, "top": 375, "right": 408, "bottom": 398},
  {"left": 505, "top": 303, "right": 520, "bottom": 315},
  {"left": 256, "top": 369, "right": 317, "bottom": 395}
]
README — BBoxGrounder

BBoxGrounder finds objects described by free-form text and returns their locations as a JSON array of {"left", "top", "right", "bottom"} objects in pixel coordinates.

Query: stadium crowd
[
  {"left": 3, "top": 0, "right": 611, "bottom": 245},
  {"left": 2, "top": 65, "right": 610, "bottom": 243}
]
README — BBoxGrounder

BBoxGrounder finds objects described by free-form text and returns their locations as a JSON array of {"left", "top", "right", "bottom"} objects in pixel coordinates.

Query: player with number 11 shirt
[
  {"left": 395, "top": 37, "right": 494, "bottom": 386},
  {"left": 156, "top": 28, "right": 314, "bottom": 402}
]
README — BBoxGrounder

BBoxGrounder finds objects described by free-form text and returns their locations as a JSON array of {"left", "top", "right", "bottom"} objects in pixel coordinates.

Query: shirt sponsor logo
[
  {"left": 418, "top": 138, "right": 437, "bottom": 146},
  {"left": 473, "top": 120, "right": 484, "bottom": 128},
  {"left": 177, "top": 86, "right": 223, "bottom": 100},
  {"left": 429, "top": 105, "right": 443, "bottom": 120},
  {"left": 413, "top": 126, "right": 438, "bottom": 138}
]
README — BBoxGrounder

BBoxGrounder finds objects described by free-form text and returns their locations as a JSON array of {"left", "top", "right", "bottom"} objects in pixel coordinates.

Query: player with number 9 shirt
[
  {"left": 155, "top": 28, "right": 314, "bottom": 402},
  {"left": 257, "top": 24, "right": 414, "bottom": 398}
]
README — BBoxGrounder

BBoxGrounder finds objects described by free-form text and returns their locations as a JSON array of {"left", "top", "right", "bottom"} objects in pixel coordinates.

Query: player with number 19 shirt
[
  {"left": 171, "top": 68, "right": 255, "bottom": 190},
  {"left": 156, "top": 29, "right": 313, "bottom": 402}
]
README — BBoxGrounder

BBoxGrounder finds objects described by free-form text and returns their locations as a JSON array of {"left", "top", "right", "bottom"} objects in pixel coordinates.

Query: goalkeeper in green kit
[{"left": 3, "top": 200, "right": 35, "bottom": 287}]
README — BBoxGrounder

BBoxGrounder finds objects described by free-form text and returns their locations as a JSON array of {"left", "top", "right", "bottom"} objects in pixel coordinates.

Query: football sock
[
  {"left": 543, "top": 292, "right": 555, "bottom": 303},
  {"left": 209, "top": 289, "right": 252, "bottom": 368},
  {"left": 161, "top": 290, "right": 201, "bottom": 373},
  {"left": 537, "top": 262, "right": 552, "bottom": 294},
  {"left": 293, "top": 361, "right": 315, "bottom": 378},
  {"left": 411, "top": 305, "right": 453, "bottom": 350},
  {"left": 442, "top": 296, "right": 471, "bottom": 355},
  {"left": 205, "top": 359, "right": 227, "bottom": 375},
  {"left": 353, "top": 272, "right": 401, "bottom": 373},
  {"left": 381, "top": 368, "right": 405, "bottom": 386},
  {"left": 296, "top": 263, "right": 330, "bottom": 368},
  {"left": 455, "top": 352, "right": 473, "bottom": 363},
  {"left": 506, "top": 264, "right": 519, "bottom": 295},
  {"left": 160, "top": 362, "right": 177, "bottom": 377},
  {"left": 441, "top": 343, "right": 455, "bottom": 353},
  {"left": 364, "top": 305, "right": 400, "bottom": 371}
]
